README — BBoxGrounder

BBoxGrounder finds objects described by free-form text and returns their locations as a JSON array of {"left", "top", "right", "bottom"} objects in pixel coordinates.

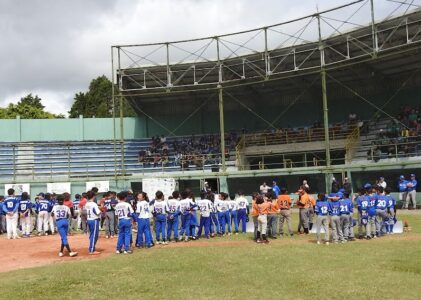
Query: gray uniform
[
  {"left": 375, "top": 208, "right": 388, "bottom": 235},
  {"left": 340, "top": 214, "right": 351, "bottom": 240},
  {"left": 330, "top": 215, "right": 343, "bottom": 242},
  {"left": 278, "top": 209, "right": 293, "bottom": 235},
  {"left": 316, "top": 215, "right": 329, "bottom": 242}
]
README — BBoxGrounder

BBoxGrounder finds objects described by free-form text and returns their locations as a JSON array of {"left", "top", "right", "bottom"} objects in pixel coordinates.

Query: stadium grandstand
[{"left": 1, "top": 0, "right": 421, "bottom": 198}]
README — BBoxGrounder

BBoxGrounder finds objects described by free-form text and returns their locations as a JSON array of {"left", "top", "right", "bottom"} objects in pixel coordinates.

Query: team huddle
[{"left": 0, "top": 173, "right": 416, "bottom": 256}]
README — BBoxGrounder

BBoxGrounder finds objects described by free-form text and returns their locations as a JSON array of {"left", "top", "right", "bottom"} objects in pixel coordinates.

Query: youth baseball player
[
  {"left": 339, "top": 192, "right": 353, "bottom": 241},
  {"left": 328, "top": 195, "right": 343, "bottom": 243},
  {"left": 197, "top": 192, "right": 213, "bottom": 239},
  {"left": 179, "top": 191, "right": 196, "bottom": 242},
  {"left": 215, "top": 192, "right": 230, "bottom": 235},
  {"left": 72, "top": 194, "right": 81, "bottom": 231},
  {"left": 151, "top": 190, "right": 169, "bottom": 244},
  {"left": 167, "top": 191, "right": 181, "bottom": 242},
  {"left": 85, "top": 191, "right": 101, "bottom": 255},
  {"left": 135, "top": 192, "right": 153, "bottom": 248},
  {"left": 375, "top": 187, "right": 388, "bottom": 236},
  {"left": 356, "top": 188, "right": 370, "bottom": 239},
  {"left": 277, "top": 188, "right": 293, "bottom": 236},
  {"left": 52, "top": 195, "right": 78, "bottom": 257},
  {"left": 36, "top": 193, "right": 51, "bottom": 236},
  {"left": 115, "top": 192, "right": 134, "bottom": 254},
  {"left": 3, "top": 189, "right": 19, "bottom": 239},
  {"left": 236, "top": 190, "right": 249, "bottom": 234},
  {"left": 228, "top": 194, "right": 239, "bottom": 234},
  {"left": 19, "top": 192, "right": 32, "bottom": 237},
  {"left": 385, "top": 187, "right": 397, "bottom": 234},
  {"left": 315, "top": 193, "right": 330, "bottom": 245}
]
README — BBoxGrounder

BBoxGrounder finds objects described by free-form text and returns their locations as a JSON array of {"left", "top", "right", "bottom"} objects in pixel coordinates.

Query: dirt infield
[{"left": 1, "top": 231, "right": 420, "bottom": 273}]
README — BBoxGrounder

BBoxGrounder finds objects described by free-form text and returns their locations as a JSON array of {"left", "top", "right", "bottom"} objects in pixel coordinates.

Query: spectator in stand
[
  {"left": 377, "top": 177, "right": 387, "bottom": 189},
  {"left": 260, "top": 182, "right": 271, "bottom": 195},
  {"left": 272, "top": 181, "right": 280, "bottom": 197},
  {"left": 331, "top": 177, "right": 339, "bottom": 193},
  {"left": 343, "top": 177, "right": 352, "bottom": 194}
]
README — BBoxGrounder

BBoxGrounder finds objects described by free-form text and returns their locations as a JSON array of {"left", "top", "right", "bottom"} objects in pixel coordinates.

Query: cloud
[{"left": 0, "top": 0, "right": 415, "bottom": 116}]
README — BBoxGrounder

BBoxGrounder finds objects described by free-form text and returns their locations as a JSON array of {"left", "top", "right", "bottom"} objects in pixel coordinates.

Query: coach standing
[
  {"left": 3, "top": 188, "right": 19, "bottom": 239},
  {"left": 407, "top": 174, "right": 417, "bottom": 209}
]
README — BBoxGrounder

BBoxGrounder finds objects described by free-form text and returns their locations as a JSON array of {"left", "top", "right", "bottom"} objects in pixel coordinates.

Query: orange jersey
[
  {"left": 277, "top": 195, "right": 292, "bottom": 209},
  {"left": 298, "top": 193, "right": 311, "bottom": 208},
  {"left": 268, "top": 201, "right": 280, "bottom": 214},
  {"left": 309, "top": 195, "right": 316, "bottom": 208},
  {"left": 257, "top": 202, "right": 270, "bottom": 215},
  {"left": 251, "top": 200, "right": 259, "bottom": 217}
]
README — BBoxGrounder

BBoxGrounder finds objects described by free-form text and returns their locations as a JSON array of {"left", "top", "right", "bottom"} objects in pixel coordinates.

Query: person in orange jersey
[
  {"left": 251, "top": 192, "right": 259, "bottom": 241},
  {"left": 277, "top": 188, "right": 293, "bottom": 236},
  {"left": 254, "top": 195, "right": 270, "bottom": 244},
  {"left": 296, "top": 187, "right": 311, "bottom": 234}
]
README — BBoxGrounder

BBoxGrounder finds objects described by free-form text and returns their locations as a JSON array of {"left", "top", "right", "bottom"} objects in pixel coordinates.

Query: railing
[
  {"left": 241, "top": 126, "right": 356, "bottom": 147},
  {"left": 359, "top": 137, "right": 421, "bottom": 162},
  {"left": 345, "top": 125, "right": 361, "bottom": 162}
]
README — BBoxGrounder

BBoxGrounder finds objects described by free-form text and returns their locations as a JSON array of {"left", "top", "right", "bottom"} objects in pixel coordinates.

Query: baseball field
[{"left": 1, "top": 211, "right": 420, "bottom": 300}]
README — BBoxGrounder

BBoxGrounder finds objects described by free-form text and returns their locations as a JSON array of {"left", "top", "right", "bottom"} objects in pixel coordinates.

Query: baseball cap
[
  {"left": 400, "top": 175, "right": 405, "bottom": 179},
  {"left": 364, "top": 183, "right": 372, "bottom": 189},
  {"left": 380, "top": 176, "right": 384, "bottom": 180},
  {"left": 37, "top": 192, "right": 45, "bottom": 197},
  {"left": 410, "top": 174, "right": 416, "bottom": 177}
]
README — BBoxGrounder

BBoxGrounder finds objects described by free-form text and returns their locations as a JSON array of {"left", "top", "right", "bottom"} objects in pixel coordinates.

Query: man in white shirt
[{"left": 259, "top": 182, "right": 271, "bottom": 194}]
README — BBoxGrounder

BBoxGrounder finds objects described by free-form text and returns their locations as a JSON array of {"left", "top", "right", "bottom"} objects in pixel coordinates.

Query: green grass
[{"left": 1, "top": 212, "right": 421, "bottom": 300}]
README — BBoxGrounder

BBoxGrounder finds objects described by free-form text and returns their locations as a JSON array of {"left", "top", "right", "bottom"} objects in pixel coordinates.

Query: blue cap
[
  {"left": 364, "top": 183, "right": 372, "bottom": 189},
  {"left": 410, "top": 174, "right": 416, "bottom": 177},
  {"left": 339, "top": 188, "right": 345, "bottom": 193},
  {"left": 400, "top": 175, "right": 405, "bottom": 179},
  {"left": 37, "top": 192, "right": 45, "bottom": 197}
]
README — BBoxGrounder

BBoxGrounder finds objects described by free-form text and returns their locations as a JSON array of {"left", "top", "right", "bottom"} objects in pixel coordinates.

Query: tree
[
  {"left": 18, "top": 94, "right": 45, "bottom": 110},
  {"left": 0, "top": 94, "right": 63, "bottom": 119},
  {"left": 68, "top": 75, "right": 135, "bottom": 118}
]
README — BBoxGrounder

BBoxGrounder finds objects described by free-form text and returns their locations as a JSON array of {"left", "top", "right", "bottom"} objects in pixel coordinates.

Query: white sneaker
[
  {"left": 58, "top": 252, "right": 64, "bottom": 257},
  {"left": 163, "top": 241, "right": 168, "bottom": 245},
  {"left": 325, "top": 241, "right": 330, "bottom": 245},
  {"left": 105, "top": 236, "right": 110, "bottom": 239},
  {"left": 317, "top": 241, "right": 321, "bottom": 245},
  {"left": 116, "top": 250, "right": 122, "bottom": 254},
  {"left": 69, "top": 252, "right": 78, "bottom": 257}
]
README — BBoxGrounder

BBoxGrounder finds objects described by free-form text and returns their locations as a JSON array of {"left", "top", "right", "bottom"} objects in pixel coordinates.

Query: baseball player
[
  {"left": 215, "top": 192, "right": 230, "bottom": 236},
  {"left": 356, "top": 188, "right": 370, "bottom": 239},
  {"left": 406, "top": 174, "right": 417, "bottom": 209},
  {"left": 179, "top": 191, "right": 196, "bottom": 242},
  {"left": 251, "top": 192, "right": 259, "bottom": 241},
  {"left": 197, "top": 192, "right": 213, "bottom": 239},
  {"left": 19, "top": 192, "right": 32, "bottom": 237},
  {"left": 72, "top": 194, "right": 81, "bottom": 231},
  {"left": 52, "top": 195, "right": 78, "bottom": 257},
  {"left": 36, "top": 193, "right": 51, "bottom": 236},
  {"left": 277, "top": 188, "right": 293, "bottom": 236},
  {"left": 209, "top": 194, "right": 220, "bottom": 237},
  {"left": 385, "top": 187, "right": 397, "bottom": 234},
  {"left": 296, "top": 188, "right": 311, "bottom": 234},
  {"left": 135, "top": 191, "right": 153, "bottom": 248},
  {"left": 266, "top": 192, "right": 280, "bottom": 239},
  {"left": 3, "top": 188, "right": 19, "bottom": 239},
  {"left": 151, "top": 190, "right": 169, "bottom": 245},
  {"left": 85, "top": 191, "right": 101, "bottom": 255},
  {"left": 47, "top": 193, "right": 56, "bottom": 235},
  {"left": 398, "top": 175, "right": 408, "bottom": 209},
  {"left": 254, "top": 195, "right": 270, "bottom": 244},
  {"left": 339, "top": 192, "right": 353, "bottom": 241},
  {"left": 375, "top": 187, "right": 388, "bottom": 236},
  {"left": 236, "top": 190, "right": 249, "bottom": 234},
  {"left": 0, "top": 196, "right": 6, "bottom": 234},
  {"left": 367, "top": 187, "right": 378, "bottom": 238},
  {"left": 167, "top": 191, "right": 181, "bottom": 242},
  {"left": 101, "top": 191, "right": 118, "bottom": 239},
  {"left": 228, "top": 194, "right": 239, "bottom": 234},
  {"left": 115, "top": 191, "right": 134, "bottom": 254},
  {"left": 328, "top": 195, "right": 343, "bottom": 243},
  {"left": 315, "top": 193, "right": 330, "bottom": 245}
]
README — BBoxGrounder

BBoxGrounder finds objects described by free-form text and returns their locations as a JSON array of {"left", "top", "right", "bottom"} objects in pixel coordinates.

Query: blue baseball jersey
[
  {"left": 375, "top": 194, "right": 388, "bottom": 210},
  {"left": 315, "top": 200, "right": 330, "bottom": 216},
  {"left": 328, "top": 200, "right": 340, "bottom": 216},
  {"left": 339, "top": 198, "right": 353, "bottom": 215},
  {"left": 37, "top": 199, "right": 51, "bottom": 212},
  {"left": 407, "top": 180, "right": 417, "bottom": 192},
  {"left": 104, "top": 198, "right": 118, "bottom": 211},
  {"left": 18, "top": 199, "right": 32, "bottom": 213},
  {"left": 367, "top": 195, "right": 377, "bottom": 216},
  {"left": 73, "top": 199, "right": 80, "bottom": 211},
  {"left": 398, "top": 180, "right": 408, "bottom": 192},
  {"left": 386, "top": 195, "right": 396, "bottom": 210},
  {"left": 48, "top": 200, "right": 56, "bottom": 212},
  {"left": 357, "top": 195, "right": 369, "bottom": 212},
  {"left": 3, "top": 197, "right": 19, "bottom": 213}
]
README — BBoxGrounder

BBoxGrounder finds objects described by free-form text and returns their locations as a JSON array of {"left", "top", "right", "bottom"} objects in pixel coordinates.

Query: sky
[{"left": 0, "top": 0, "right": 417, "bottom": 116}]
